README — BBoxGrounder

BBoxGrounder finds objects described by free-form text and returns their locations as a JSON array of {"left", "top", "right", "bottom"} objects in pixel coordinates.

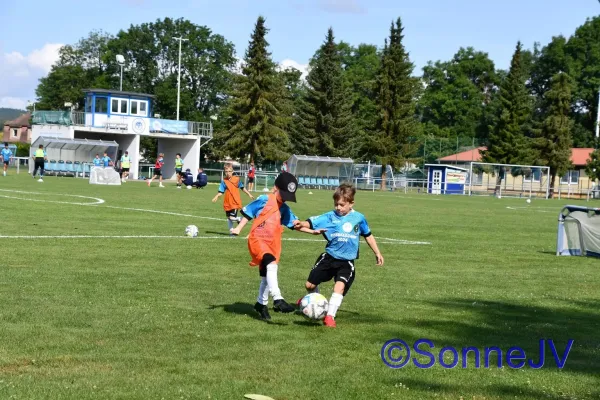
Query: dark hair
[
  {"left": 38, "top": 144, "right": 43, "bottom": 148},
  {"left": 176, "top": 153, "right": 181, "bottom": 157},
  {"left": 4, "top": 143, "right": 8, "bottom": 146},
  {"left": 333, "top": 183, "right": 356, "bottom": 203}
]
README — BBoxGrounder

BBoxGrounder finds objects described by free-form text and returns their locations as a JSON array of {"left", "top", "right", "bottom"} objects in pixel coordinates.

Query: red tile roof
[
  {"left": 5, "top": 112, "right": 31, "bottom": 128},
  {"left": 438, "top": 147, "right": 594, "bottom": 167}
]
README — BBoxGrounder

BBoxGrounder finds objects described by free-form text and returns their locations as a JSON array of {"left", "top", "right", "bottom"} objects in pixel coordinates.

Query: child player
[
  {"left": 294, "top": 183, "right": 384, "bottom": 328},
  {"left": 212, "top": 163, "right": 254, "bottom": 233},
  {"left": 230, "top": 172, "right": 325, "bottom": 320}
]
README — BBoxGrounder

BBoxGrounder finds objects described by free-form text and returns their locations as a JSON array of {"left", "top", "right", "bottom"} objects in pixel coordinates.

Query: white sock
[
  {"left": 266, "top": 263, "right": 283, "bottom": 301},
  {"left": 327, "top": 293, "right": 344, "bottom": 318},
  {"left": 227, "top": 219, "right": 234, "bottom": 231},
  {"left": 257, "top": 278, "right": 269, "bottom": 305}
]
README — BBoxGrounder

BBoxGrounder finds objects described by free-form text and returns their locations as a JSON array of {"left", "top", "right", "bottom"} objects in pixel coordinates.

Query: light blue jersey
[
  {"left": 1, "top": 148, "right": 12, "bottom": 161},
  {"left": 241, "top": 195, "right": 298, "bottom": 230},
  {"left": 308, "top": 210, "right": 371, "bottom": 260},
  {"left": 93, "top": 157, "right": 102, "bottom": 166},
  {"left": 101, "top": 156, "right": 111, "bottom": 167}
]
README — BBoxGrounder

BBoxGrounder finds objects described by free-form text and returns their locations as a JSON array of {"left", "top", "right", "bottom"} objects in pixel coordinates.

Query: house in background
[
  {"left": 435, "top": 146, "right": 595, "bottom": 197},
  {"left": 3, "top": 112, "right": 32, "bottom": 144}
]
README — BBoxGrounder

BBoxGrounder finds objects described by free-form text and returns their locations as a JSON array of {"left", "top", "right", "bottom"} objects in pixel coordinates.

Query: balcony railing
[{"left": 32, "top": 111, "right": 212, "bottom": 138}]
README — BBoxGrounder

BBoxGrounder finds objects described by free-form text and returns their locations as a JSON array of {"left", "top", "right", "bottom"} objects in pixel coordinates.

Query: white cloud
[
  {"left": 0, "top": 97, "right": 28, "bottom": 110},
  {"left": 279, "top": 59, "right": 309, "bottom": 79},
  {"left": 0, "top": 43, "right": 63, "bottom": 110},
  {"left": 319, "top": 0, "right": 365, "bottom": 14}
]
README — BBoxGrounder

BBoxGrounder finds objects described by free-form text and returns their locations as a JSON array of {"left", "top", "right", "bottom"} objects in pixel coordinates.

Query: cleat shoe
[
  {"left": 273, "top": 299, "right": 295, "bottom": 313},
  {"left": 323, "top": 315, "right": 336, "bottom": 328},
  {"left": 254, "top": 302, "right": 271, "bottom": 320}
]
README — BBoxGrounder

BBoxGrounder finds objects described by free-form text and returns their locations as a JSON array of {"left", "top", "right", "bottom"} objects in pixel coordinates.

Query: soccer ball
[
  {"left": 299, "top": 293, "right": 329, "bottom": 320},
  {"left": 185, "top": 225, "right": 199, "bottom": 237},
  {"left": 526, "top": 199, "right": 531, "bottom": 204}
]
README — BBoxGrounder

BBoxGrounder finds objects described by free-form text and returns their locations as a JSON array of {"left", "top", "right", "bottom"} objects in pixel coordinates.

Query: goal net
[
  {"left": 557, "top": 205, "right": 600, "bottom": 257},
  {"left": 89, "top": 167, "right": 121, "bottom": 185},
  {"left": 467, "top": 162, "right": 550, "bottom": 199}
]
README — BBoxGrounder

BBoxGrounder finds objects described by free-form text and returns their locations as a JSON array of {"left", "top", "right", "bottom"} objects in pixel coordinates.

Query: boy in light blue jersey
[
  {"left": 93, "top": 154, "right": 102, "bottom": 166},
  {"left": 294, "top": 183, "right": 384, "bottom": 328},
  {"left": 1, "top": 143, "right": 13, "bottom": 176},
  {"left": 101, "top": 152, "right": 112, "bottom": 167}
]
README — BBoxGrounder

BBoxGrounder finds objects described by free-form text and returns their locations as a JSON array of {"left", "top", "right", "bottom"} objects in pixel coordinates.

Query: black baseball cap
[{"left": 275, "top": 172, "right": 298, "bottom": 202}]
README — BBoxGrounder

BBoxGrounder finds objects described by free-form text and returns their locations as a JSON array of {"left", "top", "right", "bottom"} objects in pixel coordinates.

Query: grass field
[{"left": 0, "top": 172, "right": 599, "bottom": 400}]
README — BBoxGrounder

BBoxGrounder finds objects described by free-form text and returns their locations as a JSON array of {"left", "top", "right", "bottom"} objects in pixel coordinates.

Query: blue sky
[{"left": 0, "top": 0, "right": 598, "bottom": 110}]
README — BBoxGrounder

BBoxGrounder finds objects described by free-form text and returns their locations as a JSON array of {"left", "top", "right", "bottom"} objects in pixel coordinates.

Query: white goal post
[{"left": 468, "top": 162, "right": 551, "bottom": 199}]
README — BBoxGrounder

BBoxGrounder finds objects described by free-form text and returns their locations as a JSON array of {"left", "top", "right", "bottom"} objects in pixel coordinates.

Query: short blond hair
[{"left": 224, "top": 163, "right": 233, "bottom": 171}]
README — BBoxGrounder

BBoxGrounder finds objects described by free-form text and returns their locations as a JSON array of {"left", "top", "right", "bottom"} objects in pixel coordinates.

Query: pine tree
[
  {"left": 365, "top": 18, "right": 420, "bottom": 190},
  {"left": 481, "top": 41, "right": 533, "bottom": 194},
  {"left": 296, "top": 28, "right": 355, "bottom": 156},
  {"left": 534, "top": 72, "right": 573, "bottom": 198},
  {"left": 223, "top": 16, "right": 290, "bottom": 163}
]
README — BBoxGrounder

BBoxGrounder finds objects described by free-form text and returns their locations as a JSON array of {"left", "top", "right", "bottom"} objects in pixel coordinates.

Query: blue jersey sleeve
[
  {"left": 238, "top": 179, "right": 244, "bottom": 189},
  {"left": 359, "top": 215, "right": 371, "bottom": 237},
  {"left": 308, "top": 212, "right": 331, "bottom": 230},
  {"left": 241, "top": 195, "right": 268, "bottom": 220},
  {"left": 218, "top": 180, "right": 226, "bottom": 193},
  {"left": 280, "top": 204, "right": 298, "bottom": 229}
]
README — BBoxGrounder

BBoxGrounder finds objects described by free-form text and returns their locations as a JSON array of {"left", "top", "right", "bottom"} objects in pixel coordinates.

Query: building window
[
  {"left": 111, "top": 98, "right": 129, "bottom": 115},
  {"left": 130, "top": 100, "right": 148, "bottom": 117},
  {"left": 85, "top": 96, "right": 93, "bottom": 112},
  {"left": 561, "top": 170, "right": 580, "bottom": 185},
  {"left": 523, "top": 169, "right": 541, "bottom": 182},
  {"left": 12, "top": 128, "right": 18, "bottom": 138},
  {"left": 95, "top": 97, "right": 108, "bottom": 113}
]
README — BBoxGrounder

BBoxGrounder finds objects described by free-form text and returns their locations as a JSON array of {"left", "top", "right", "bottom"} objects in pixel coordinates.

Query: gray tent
[{"left": 557, "top": 205, "right": 600, "bottom": 257}]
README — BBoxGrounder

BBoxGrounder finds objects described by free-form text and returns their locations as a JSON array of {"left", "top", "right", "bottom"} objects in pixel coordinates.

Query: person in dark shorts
[
  {"left": 212, "top": 163, "right": 254, "bottom": 233},
  {"left": 31, "top": 144, "right": 47, "bottom": 182},
  {"left": 247, "top": 162, "right": 256, "bottom": 191},
  {"left": 1, "top": 143, "right": 13, "bottom": 177},
  {"left": 294, "top": 183, "right": 384, "bottom": 328},
  {"left": 147, "top": 153, "right": 165, "bottom": 188}
]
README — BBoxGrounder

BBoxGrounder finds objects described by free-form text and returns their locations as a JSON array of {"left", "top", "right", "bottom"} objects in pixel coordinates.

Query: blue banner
[{"left": 149, "top": 119, "right": 188, "bottom": 134}]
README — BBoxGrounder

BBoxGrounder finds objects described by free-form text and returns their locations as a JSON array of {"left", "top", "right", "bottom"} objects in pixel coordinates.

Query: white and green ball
[
  {"left": 300, "top": 293, "right": 329, "bottom": 320},
  {"left": 185, "top": 225, "right": 199, "bottom": 237}
]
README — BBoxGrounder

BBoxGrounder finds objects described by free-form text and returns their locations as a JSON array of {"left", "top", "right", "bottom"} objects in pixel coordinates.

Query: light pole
[
  {"left": 174, "top": 36, "right": 189, "bottom": 120},
  {"left": 116, "top": 54, "right": 125, "bottom": 91}
]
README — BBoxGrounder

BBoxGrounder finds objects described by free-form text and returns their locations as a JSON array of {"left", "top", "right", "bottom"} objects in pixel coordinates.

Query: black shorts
[
  {"left": 3, "top": 161, "right": 8, "bottom": 166},
  {"left": 307, "top": 253, "right": 355, "bottom": 296},
  {"left": 176, "top": 168, "right": 183, "bottom": 176},
  {"left": 248, "top": 177, "right": 255, "bottom": 183},
  {"left": 258, "top": 253, "right": 276, "bottom": 277},
  {"left": 225, "top": 209, "right": 239, "bottom": 219},
  {"left": 154, "top": 168, "right": 162, "bottom": 176},
  {"left": 122, "top": 168, "right": 129, "bottom": 172},
  {"left": 34, "top": 160, "right": 44, "bottom": 170}
]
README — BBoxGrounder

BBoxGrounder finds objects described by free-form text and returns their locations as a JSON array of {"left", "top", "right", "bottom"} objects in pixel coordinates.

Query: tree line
[{"left": 33, "top": 15, "right": 600, "bottom": 190}]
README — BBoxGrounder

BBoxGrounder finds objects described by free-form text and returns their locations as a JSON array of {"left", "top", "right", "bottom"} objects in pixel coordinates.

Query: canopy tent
[
  {"left": 31, "top": 135, "right": 119, "bottom": 164},
  {"left": 286, "top": 155, "right": 354, "bottom": 188}
]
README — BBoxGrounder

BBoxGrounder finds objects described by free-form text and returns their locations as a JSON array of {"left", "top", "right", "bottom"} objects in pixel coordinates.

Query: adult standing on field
[
  {"left": 31, "top": 144, "right": 47, "bottom": 182},
  {"left": 120, "top": 151, "right": 131, "bottom": 182}
]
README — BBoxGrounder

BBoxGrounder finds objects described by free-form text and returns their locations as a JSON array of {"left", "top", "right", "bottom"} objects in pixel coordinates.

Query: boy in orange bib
[
  {"left": 230, "top": 172, "right": 324, "bottom": 320},
  {"left": 212, "top": 163, "right": 254, "bottom": 233}
]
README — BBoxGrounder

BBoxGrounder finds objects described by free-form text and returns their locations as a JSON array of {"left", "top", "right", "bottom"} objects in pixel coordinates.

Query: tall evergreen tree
[
  {"left": 296, "top": 28, "right": 355, "bottom": 156},
  {"left": 481, "top": 41, "right": 533, "bottom": 193},
  {"left": 222, "top": 16, "right": 290, "bottom": 163},
  {"left": 534, "top": 72, "right": 573, "bottom": 198},
  {"left": 364, "top": 18, "right": 420, "bottom": 190}
]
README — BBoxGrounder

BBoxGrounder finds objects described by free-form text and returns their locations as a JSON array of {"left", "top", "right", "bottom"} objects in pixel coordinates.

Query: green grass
[{"left": 0, "top": 172, "right": 599, "bottom": 400}]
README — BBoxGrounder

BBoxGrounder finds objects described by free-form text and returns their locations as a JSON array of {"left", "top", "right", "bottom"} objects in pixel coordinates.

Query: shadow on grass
[
  {"left": 204, "top": 230, "right": 234, "bottom": 236},
  {"left": 381, "top": 298, "right": 600, "bottom": 378},
  {"left": 391, "top": 378, "right": 599, "bottom": 400},
  {"left": 208, "top": 302, "right": 286, "bottom": 325}
]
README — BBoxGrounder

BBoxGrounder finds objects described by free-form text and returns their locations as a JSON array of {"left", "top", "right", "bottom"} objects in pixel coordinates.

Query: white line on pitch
[
  {"left": 0, "top": 235, "right": 429, "bottom": 245},
  {"left": 87, "top": 205, "right": 224, "bottom": 221}
]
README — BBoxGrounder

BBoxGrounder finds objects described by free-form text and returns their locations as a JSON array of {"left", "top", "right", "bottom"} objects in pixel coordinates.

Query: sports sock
[
  {"left": 227, "top": 219, "right": 234, "bottom": 231},
  {"left": 327, "top": 293, "right": 344, "bottom": 318},
  {"left": 266, "top": 263, "right": 283, "bottom": 301},
  {"left": 257, "top": 277, "right": 269, "bottom": 305}
]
